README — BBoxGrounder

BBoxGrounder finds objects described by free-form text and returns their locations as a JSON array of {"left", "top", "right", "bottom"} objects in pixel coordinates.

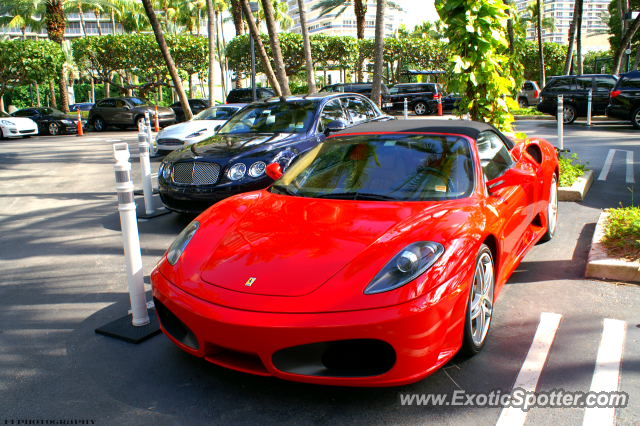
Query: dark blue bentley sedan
[{"left": 158, "top": 92, "right": 395, "bottom": 213}]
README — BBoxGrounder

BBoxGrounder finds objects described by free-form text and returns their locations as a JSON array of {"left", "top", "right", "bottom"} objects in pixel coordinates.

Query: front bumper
[
  {"left": 151, "top": 268, "right": 467, "bottom": 387},
  {"left": 158, "top": 178, "right": 270, "bottom": 214},
  {"left": 3, "top": 127, "right": 38, "bottom": 137}
]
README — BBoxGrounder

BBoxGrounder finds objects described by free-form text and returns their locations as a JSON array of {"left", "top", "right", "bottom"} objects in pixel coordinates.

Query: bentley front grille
[{"left": 172, "top": 162, "right": 221, "bottom": 185}]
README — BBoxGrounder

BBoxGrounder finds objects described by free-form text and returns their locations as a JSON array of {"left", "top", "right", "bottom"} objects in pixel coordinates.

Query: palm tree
[
  {"left": 296, "top": 0, "right": 315, "bottom": 93},
  {"left": 519, "top": 1, "right": 556, "bottom": 40},
  {"left": 257, "top": 0, "right": 292, "bottom": 31},
  {"left": 370, "top": 0, "right": 386, "bottom": 106},
  {"left": 563, "top": 0, "right": 580, "bottom": 75},
  {"left": 411, "top": 20, "right": 444, "bottom": 40},
  {"left": 213, "top": 0, "right": 227, "bottom": 97},
  {"left": 536, "top": 0, "right": 545, "bottom": 88},
  {"left": 205, "top": 0, "right": 216, "bottom": 105},
  {"left": 0, "top": 0, "right": 43, "bottom": 40},
  {"left": 260, "top": 0, "right": 290, "bottom": 95}
]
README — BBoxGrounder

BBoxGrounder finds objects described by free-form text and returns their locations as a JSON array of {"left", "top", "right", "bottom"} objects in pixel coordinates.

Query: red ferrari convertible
[{"left": 151, "top": 120, "right": 559, "bottom": 387}]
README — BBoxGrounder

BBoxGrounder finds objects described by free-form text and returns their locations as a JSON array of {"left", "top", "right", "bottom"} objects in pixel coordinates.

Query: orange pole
[
  {"left": 154, "top": 105, "right": 159, "bottom": 132},
  {"left": 76, "top": 108, "right": 84, "bottom": 136},
  {"left": 437, "top": 94, "right": 442, "bottom": 116}
]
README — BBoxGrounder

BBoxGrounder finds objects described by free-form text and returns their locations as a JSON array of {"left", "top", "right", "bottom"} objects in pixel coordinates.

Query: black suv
[
  {"left": 170, "top": 99, "right": 209, "bottom": 122},
  {"left": 226, "top": 88, "right": 274, "bottom": 103},
  {"left": 387, "top": 83, "right": 446, "bottom": 115},
  {"left": 537, "top": 74, "right": 618, "bottom": 124},
  {"left": 319, "top": 83, "right": 392, "bottom": 108},
  {"left": 606, "top": 70, "right": 640, "bottom": 129}
]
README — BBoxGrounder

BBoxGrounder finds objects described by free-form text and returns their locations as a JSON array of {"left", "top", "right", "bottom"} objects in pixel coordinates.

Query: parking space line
[
  {"left": 495, "top": 312, "right": 562, "bottom": 426},
  {"left": 626, "top": 151, "right": 635, "bottom": 184},
  {"left": 582, "top": 319, "right": 626, "bottom": 426},
  {"left": 598, "top": 149, "right": 616, "bottom": 181}
]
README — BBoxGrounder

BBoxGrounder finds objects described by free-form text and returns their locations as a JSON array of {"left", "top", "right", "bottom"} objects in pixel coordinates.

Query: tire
[
  {"left": 518, "top": 97, "right": 528, "bottom": 108},
  {"left": 0, "top": 128, "right": 5, "bottom": 140},
  {"left": 558, "top": 104, "right": 577, "bottom": 124},
  {"left": 93, "top": 116, "right": 105, "bottom": 132},
  {"left": 631, "top": 106, "right": 640, "bottom": 130},
  {"left": 413, "top": 101, "right": 428, "bottom": 116},
  {"left": 460, "top": 244, "right": 494, "bottom": 357},
  {"left": 48, "top": 122, "right": 60, "bottom": 136},
  {"left": 540, "top": 174, "right": 558, "bottom": 242}
]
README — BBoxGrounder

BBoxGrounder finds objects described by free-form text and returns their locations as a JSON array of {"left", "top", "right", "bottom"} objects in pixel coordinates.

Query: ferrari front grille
[
  {"left": 172, "top": 162, "right": 220, "bottom": 185},
  {"left": 157, "top": 138, "right": 184, "bottom": 146}
]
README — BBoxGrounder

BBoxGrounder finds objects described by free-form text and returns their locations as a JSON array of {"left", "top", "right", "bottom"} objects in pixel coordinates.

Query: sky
[{"left": 398, "top": 0, "right": 440, "bottom": 31}]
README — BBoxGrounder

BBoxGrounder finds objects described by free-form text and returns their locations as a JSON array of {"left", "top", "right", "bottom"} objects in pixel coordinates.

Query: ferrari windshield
[
  {"left": 217, "top": 100, "right": 317, "bottom": 135},
  {"left": 193, "top": 106, "right": 239, "bottom": 121},
  {"left": 270, "top": 134, "right": 475, "bottom": 201}
]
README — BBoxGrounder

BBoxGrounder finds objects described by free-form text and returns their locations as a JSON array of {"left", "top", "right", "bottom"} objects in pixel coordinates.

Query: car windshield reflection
[
  {"left": 193, "top": 106, "right": 238, "bottom": 121},
  {"left": 217, "top": 100, "right": 318, "bottom": 135},
  {"left": 270, "top": 134, "right": 475, "bottom": 201}
]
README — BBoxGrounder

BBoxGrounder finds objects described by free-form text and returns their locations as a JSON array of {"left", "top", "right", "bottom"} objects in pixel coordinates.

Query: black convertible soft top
[{"left": 334, "top": 119, "right": 515, "bottom": 149}]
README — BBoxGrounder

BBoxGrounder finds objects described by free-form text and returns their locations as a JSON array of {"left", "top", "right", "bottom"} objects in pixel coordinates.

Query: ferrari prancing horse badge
[{"left": 245, "top": 277, "right": 256, "bottom": 286}]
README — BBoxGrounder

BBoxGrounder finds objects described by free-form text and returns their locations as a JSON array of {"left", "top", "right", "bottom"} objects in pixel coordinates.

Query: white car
[
  {"left": 155, "top": 104, "right": 245, "bottom": 152},
  {"left": 0, "top": 110, "right": 38, "bottom": 139}
]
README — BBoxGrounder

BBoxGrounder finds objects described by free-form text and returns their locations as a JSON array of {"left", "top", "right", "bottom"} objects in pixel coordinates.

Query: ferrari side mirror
[
  {"left": 486, "top": 167, "right": 528, "bottom": 193},
  {"left": 324, "top": 119, "right": 348, "bottom": 136},
  {"left": 266, "top": 162, "right": 283, "bottom": 180}
]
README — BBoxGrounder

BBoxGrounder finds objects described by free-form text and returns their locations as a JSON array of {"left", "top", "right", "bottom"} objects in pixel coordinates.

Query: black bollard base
[
  {"left": 133, "top": 188, "right": 159, "bottom": 196},
  {"left": 95, "top": 309, "right": 161, "bottom": 344}
]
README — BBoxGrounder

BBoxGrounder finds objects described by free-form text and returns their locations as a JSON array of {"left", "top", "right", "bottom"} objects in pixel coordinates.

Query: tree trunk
[
  {"left": 563, "top": 2, "right": 579, "bottom": 75},
  {"left": 197, "top": 6, "right": 201, "bottom": 36},
  {"left": 354, "top": 0, "right": 367, "bottom": 82},
  {"left": 576, "top": 0, "right": 583, "bottom": 75},
  {"left": 34, "top": 81, "right": 41, "bottom": 106},
  {"left": 220, "top": 13, "right": 230, "bottom": 94},
  {"left": 111, "top": 10, "right": 116, "bottom": 34},
  {"left": 239, "top": 0, "right": 282, "bottom": 95},
  {"left": 536, "top": 0, "right": 545, "bottom": 88},
  {"left": 296, "top": 0, "right": 316, "bottom": 94},
  {"left": 95, "top": 9, "right": 102, "bottom": 35},
  {"left": 90, "top": 77, "right": 95, "bottom": 103},
  {"left": 323, "top": 67, "right": 327, "bottom": 86},
  {"left": 0, "top": 94, "right": 4, "bottom": 113},
  {"left": 633, "top": 43, "right": 640, "bottom": 71},
  {"left": 105, "top": 80, "right": 110, "bottom": 97},
  {"left": 159, "top": 84, "right": 163, "bottom": 102},
  {"left": 230, "top": 0, "right": 244, "bottom": 35},
  {"left": 78, "top": 2, "right": 88, "bottom": 37},
  {"left": 49, "top": 80, "right": 57, "bottom": 108},
  {"left": 45, "top": 0, "right": 69, "bottom": 112},
  {"left": 370, "top": 0, "right": 386, "bottom": 106},
  {"left": 140, "top": 0, "right": 193, "bottom": 120},
  {"left": 206, "top": 0, "right": 216, "bottom": 105},
  {"left": 189, "top": 74, "right": 194, "bottom": 97},
  {"left": 613, "top": 16, "right": 640, "bottom": 74},
  {"left": 260, "top": 0, "right": 291, "bottom": 95},
  {"left": 214, "top": 10, "right": 226, "bottom": 97}
]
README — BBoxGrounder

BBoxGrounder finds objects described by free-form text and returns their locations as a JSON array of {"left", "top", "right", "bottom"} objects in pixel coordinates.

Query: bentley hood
[{"left": 157, "top": 121, "right": 220, "bottom": 139}]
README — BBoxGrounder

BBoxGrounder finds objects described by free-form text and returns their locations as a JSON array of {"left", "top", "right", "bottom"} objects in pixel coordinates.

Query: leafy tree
[
  {"left": 521, "top": 40, "right": 567, "bottom": 83},
  {"left": 518, "top": 1, "right": 557, "bottom": 39},
  {"left": 0, "top": 0, "right": 43, "bottom": 40}
]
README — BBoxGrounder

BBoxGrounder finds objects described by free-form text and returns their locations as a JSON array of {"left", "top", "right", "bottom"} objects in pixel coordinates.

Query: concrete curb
[
  {"left": 585, "top": 211, "right": 640, "bottom": 283},
  {"left": 513, "top": 115, "right": 624, "bottom": 122},
  {"left": 558, "top": 170, "right": 593, "bottom": 202}
]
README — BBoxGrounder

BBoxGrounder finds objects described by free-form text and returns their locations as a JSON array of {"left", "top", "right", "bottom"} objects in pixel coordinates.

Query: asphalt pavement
[{"left": 0, "top": 120, "right": 638, "bottom": 426}]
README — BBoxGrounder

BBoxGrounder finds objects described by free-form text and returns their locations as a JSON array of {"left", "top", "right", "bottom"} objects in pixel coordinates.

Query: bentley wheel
[
  {"left": 48, "top": 122, "right": 60, "bottom": 136},
  {"left": 541, "top": 174, "right": 558, "bottom": 242},
  {"left": 460, "top": 244, "right": 494, "bottom": 357},
  {"left": 93, "top": 117, "right": 105, "bottom": 132},
  {"left": 413, "top": 102, "right": 428, "bottom": 116}
]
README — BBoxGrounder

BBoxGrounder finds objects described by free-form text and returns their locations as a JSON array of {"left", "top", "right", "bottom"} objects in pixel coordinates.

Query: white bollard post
[
  {"left": 113, "top": 143, "right": 150, "bottom": 326},
  {"left": 586, "top": 89, "right": 593, "bottom": 126},
  {"left": 138, "top": 129, "right": 155, "bottom": 215},
  {"left": 557, "top": 95, "right": 564, "bottom": 150},
  {"left": 144, "top": 112, "right": 156, "bottom": 157},
  {"left": 404, "top": 98, "right": 408, "bottom": 120}
]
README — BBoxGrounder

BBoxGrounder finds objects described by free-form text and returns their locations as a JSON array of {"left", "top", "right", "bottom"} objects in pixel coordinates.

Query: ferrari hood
[
  {"left": 168, "top": 133, "right": 297, "bottom": 162},
  {"left": 200, "top": 192, "right": 423, "bottom": 297}
]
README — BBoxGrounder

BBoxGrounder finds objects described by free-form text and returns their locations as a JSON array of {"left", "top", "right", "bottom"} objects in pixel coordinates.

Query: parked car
[
  {"left": 69, "top": 102, "right": 94, "bottom": 112},
  {"left": 442, "top": 93, "right": 461, "bottom": 111},
  {"left": 88, "top": 97, "right": 176, "bottom": 131},
  {"left": 319, "top": 83, "right": 392, "bottom": 109},
  {"left": 10, "top": 107, "right": 86, "bottom": 135},
  {"left": 517, "top": 80, "right": 541, "bottom": 108},
  {"left": 387, "top": 82, "right": 446, "bottom": 115},
  {"left": 606, "top": 70, "right": 640, "bottom": 129},
  {"left": 169, "top": 99, "right": 209, "bottom": 122},
  {"left": 156, "top": 104, "right": 246, "bottom": 152},
  {"left": 151, "top": 119, "right": 559, "bottom": 386},
  {"left": 0, "top": 110, "right": 38, "bottom": 139},
  {"left": 537, "top": 74, "right": 618, "bottom": 124},
  {"left": 226, "top": 88, "right": 275, "bottom": 104},
  {"left": 158, "top": 92, "right": 394, "bottom": 214}
]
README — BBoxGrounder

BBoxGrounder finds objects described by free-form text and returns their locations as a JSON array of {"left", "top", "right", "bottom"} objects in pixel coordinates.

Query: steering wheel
[{"left": 418, "top": 166, "right": 456, "bottom": 193}]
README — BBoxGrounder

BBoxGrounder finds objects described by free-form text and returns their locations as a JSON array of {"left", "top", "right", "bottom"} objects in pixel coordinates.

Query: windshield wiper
[
  {"left": 271, "top": 184, "right": 298, "bottom": 196},
  {"left": 315, "top": 192, "right": 399, "bottom": 201}
]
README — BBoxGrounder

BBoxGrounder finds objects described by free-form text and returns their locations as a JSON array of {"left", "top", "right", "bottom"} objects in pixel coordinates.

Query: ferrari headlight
[
  {"left": 248, "top": 161, "right": 266, "bottom": 178},
  {"left": 1, "top": 120, "right": 15, "bottom": 125},
  {"left": 186, "top": 128, "right": 207, "bottom": 138},
  {"left": 227, "top": 163, "right": 246, "bottom": 181},
  {"left": 364, "top": 241, "right": 444, "bottom": 295},
  {"left": 167, "top": 221, "right": 199, "bottom": 265}
]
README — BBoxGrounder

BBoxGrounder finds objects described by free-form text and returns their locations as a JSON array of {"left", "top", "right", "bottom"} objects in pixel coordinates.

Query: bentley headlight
[
  {"left": 160, "top": 163, "right": 171, "bottom": 180},
  {"left": 364, "top": 242, "right": 444, "bottom": 295},
  {"left": 167, "top": 221, "right": 199, "bottom": 265},
  {"left": 1, "top": 120, "right": 15, "bottom": 125},
  {"left": 227, "top": 163, "right": 246, "bottom": 181},
  {"left": 248, "top": 161, "right": 266, "bottom": 178},
  {"left": 186, "top": 128, "right": 207, "bottom": 138}
]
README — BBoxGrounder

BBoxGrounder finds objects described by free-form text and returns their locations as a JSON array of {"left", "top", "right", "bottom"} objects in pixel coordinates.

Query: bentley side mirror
[
  {"left": 266, "top": 163, "right": 283, "bottom": 180},
  {"left": 324, "top": 119, "right": 348, "bottom": 136},
  {"left": 214, "top": 125, "right": 221, "bottom": 132},
  {"left": 486, "top": 167, "right": 528, "bottom": 193}
]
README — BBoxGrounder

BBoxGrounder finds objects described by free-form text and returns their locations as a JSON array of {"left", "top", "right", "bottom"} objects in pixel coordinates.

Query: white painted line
[
  {"left": 582, "top": 319, "right": 626, "bottom": 426},
  {"left": 598, "top": 149, "right": 616, "bottom": 181},
  {"left": 496, "top": 312, "right": 562, "bottom": 426},
  {"left": 106, "top": 139, "right": 122, "bottom": 142},
  {"left": 626, "top": 151, "right": 635, "bottom": 184}
]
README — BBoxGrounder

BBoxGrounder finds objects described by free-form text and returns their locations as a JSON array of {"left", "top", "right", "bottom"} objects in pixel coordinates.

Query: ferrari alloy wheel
[
  {"left": 48, "top": 122, "right": 60, "bottom": 136},
  {"left": 413, "top": 102, "right": 428, "bottom": 115},
  {"left": 461, "top": 244, "right": 494, "bottom": 356},
  {"left": 541, "top": 174, "right": 558, "bottom": 241},
  {"left": 93, "top": 117, "right": 105, "bottom": 132}
]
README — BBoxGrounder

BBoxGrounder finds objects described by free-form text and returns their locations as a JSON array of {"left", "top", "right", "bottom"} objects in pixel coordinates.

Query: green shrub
[
  {"left": 558, "top": 153, "right": 589, "bottom": 187},
  {"left": 602, "top": 205, "right": 640, "bottom": 262}
]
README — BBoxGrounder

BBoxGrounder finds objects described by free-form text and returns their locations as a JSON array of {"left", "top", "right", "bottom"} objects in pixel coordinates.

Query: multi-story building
[
  {"left": 514, "top": 0, "right": 610, "bottom": 49},
  {"left": 1, "top": 12, "right": 124, "bottom": 40},
  {"left": 286, "top": 0, "right": 401, "bottom": 38}
]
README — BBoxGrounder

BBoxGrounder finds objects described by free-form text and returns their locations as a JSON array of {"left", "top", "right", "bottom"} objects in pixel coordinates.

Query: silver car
[{"left": 517, "top": 80, "right": 541, "bottom": 108}]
